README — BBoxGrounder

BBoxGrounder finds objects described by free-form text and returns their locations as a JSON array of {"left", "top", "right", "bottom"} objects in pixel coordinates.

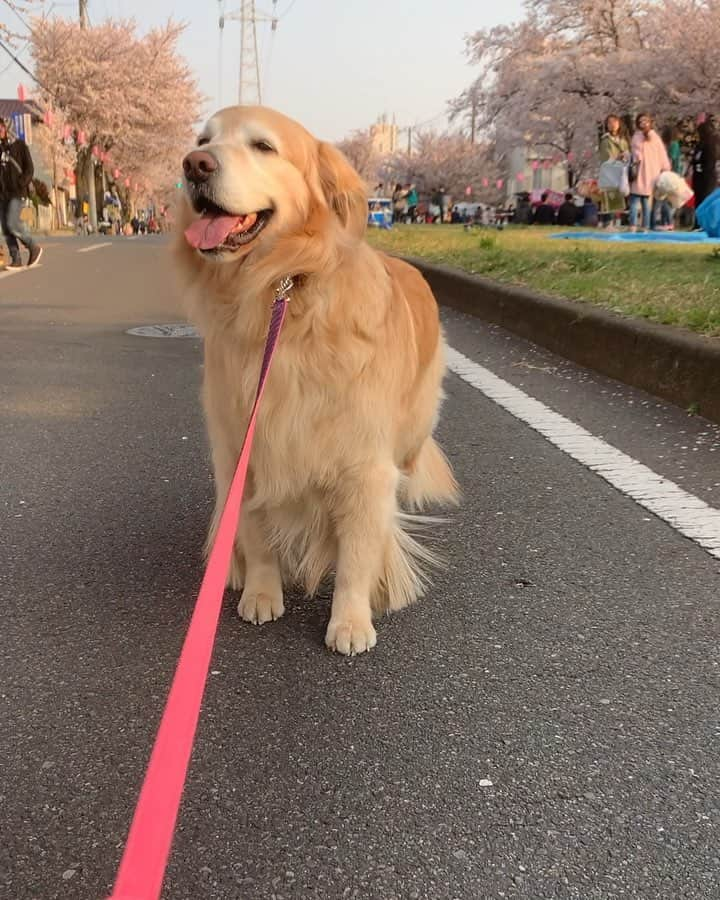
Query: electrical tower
[{"left": 218, "top": 0, "right": 280, "bottom": 107}]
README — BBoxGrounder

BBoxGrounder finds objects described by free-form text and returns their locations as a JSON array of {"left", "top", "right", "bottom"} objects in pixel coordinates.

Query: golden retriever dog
[{"left": 174, "top": 106, "right": 458, "bottom": 655}]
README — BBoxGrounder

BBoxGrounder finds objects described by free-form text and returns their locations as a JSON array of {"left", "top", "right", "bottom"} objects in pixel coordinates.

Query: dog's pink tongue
[{"left": 184, "top": 214, "right": 242, "bottom": 250}]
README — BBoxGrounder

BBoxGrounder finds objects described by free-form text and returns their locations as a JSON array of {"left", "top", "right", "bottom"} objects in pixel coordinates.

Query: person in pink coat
[{"left": 629, "top": 113, "right": 671, "bottom": 231}]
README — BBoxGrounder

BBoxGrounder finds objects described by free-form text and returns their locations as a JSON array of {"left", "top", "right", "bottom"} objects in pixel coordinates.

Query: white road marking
[
  {"left": 78, "top": 242, "right": 112, "bottom": 253},
  {"left": 447, "top": 347, "right": 720, "bottom": 560},
  {"left": 0, "top": 264, "right": 44, "bottom": 277}
]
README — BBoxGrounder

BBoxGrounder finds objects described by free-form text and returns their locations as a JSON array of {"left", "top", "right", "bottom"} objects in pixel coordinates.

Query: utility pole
[
  {"left": 221, "top": 0, "right": 279, "bottom": 106},
  {"left": 78, "top": 0, "right": 98, "bottom": 229},
  {"left": 239, "top": 0, "right": 261, "bottom": 104}
]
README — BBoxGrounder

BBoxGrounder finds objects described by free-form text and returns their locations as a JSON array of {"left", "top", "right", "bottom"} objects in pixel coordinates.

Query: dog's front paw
[
  {"left": 325, "top": 616, "right": 377, "bottom": 656},
  {"left": 238, "top": 590, "right": 284, "bottom": 625},
  {"left": 226, "top": 553, "right": 245, "bottom": 591}
]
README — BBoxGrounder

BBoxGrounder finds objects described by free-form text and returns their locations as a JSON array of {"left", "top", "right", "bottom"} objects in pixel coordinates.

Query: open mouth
[{"left": 184, "top": 198, "right": 273, "bottom": 253}]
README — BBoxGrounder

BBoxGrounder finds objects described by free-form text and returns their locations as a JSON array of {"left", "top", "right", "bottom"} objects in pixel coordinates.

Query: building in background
[
  {"left": 506, "top": 146, "right": 569, "bottom": 201},
  {"left": 370, "top": 114, "right": 398, "bottom": 156}
]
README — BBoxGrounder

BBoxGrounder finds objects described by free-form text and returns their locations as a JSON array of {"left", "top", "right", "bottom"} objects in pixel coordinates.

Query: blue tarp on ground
[
  {"left": 696, "top": 188, "right": 720, "bottom": 237},
  {"left": 551, "top": 230, "right": 720, "bottom": 244}
]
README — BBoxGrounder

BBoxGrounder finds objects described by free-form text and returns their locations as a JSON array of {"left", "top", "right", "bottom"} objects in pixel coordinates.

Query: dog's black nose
[{"left": 183, "top": 150, "right": 219, "bottom": 184}]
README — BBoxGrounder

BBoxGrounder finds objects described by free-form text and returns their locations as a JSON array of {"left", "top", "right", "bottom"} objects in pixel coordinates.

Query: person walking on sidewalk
[{"left": 0, "top": 118, "right": 42, "bottom": 268}]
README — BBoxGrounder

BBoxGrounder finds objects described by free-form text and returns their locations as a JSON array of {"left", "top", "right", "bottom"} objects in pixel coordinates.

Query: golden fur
[{"left": 174, "top": 106, "right": 458, "bottom": 654}]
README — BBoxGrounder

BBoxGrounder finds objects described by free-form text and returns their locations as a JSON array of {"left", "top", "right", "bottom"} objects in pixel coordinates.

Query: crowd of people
[
  {"left": 497, "top": 113, "right": 717, "bottom": 231},
  {"left": 374, "top": 114, "right": 718, "bottom": 233},
  {"left": 594, "top": 112, "right": 717, "bottom": 231}
]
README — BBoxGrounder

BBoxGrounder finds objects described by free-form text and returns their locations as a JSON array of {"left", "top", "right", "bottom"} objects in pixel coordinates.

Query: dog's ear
[{"left": 316, "top": 141, "right": 367, "bottom": 239}]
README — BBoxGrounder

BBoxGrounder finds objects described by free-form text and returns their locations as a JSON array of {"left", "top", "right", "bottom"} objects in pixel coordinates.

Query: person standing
[
  {"left": 663, "top": 125, "right": 683, "bottom": 176},
  {"left": 0, "top": 118, "right": 42, "bottom": 267},
  {"left": 598, "top": 114, "right": 630, "bottom": 229},
  {"left": 629, "top": 113, "right": 670, "bottom": 232},
  {"left": 690, "top": 120, "right": 718, "bottom": 211},
  {"left": 405, "top": 183, "right": 418, "bottom": 223},
  {"left": 391, "top": 183, "right": 407, "bottom": 224}
]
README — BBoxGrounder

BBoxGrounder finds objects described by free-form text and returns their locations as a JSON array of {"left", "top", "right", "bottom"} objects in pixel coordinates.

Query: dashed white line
[
  {"left": 446, "top": 347, "right": 720, "bottom": 560},
  {"left": 78, "top": 242, "right": 112, "bottom": 253}
]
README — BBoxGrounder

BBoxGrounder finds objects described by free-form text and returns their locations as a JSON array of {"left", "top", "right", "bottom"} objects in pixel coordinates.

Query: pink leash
[{"left": 109, "top": 279, "right": 292, "bottom": 900}]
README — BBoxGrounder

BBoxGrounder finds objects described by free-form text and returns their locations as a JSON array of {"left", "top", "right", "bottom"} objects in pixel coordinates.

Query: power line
[
  {"left": 412, "top": 110, "right": 448, "bottom": 130},
  {"left": 3, "top": 0, "right": 33, "bottom": 33},
  {"left": 0, "top": 36, "right": 28, "bottom": 75},
  {"left": 0, "top": 35, "right": 54, "bottom": 98},
  {"left": 277, "top": 0, "right": 298, "bottom": 16}
]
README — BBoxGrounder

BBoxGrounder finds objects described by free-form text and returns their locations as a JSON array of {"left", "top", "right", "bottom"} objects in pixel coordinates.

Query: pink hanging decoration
[
  {"left": 482, "top": 177, "right": 489, "bottom": 188},
  {"left": 496, "top": 179, "right": 504, "bottom": 189},
  {"left": 516, "top": 172, "right": 525, "bottom": 182},
  {"left": 113, "top": 168, "right": 120, "bottom": 179},
  {"left": 17, "top": 83, "right": 26, "bottom": 102},
  {"left": 531, "top": 160, "right": 539, "bottom": 170},
  {"left": 77, "top": 130, "right": 87, "bottom": 146},
  {"left": 465, "top": 185, "right": 472, "bottom": 196},
  {"left": 124, "top": 177, "right": 131, "bottom": 187},
  {"left": 567, "top": 151, "right": 575, "bottom": 162}
]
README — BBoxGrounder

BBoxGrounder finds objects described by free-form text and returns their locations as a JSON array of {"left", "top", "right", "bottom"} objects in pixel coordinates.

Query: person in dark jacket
[
  {"left": 532, "top": 192, "right": 556, "bottom": 225},
  {"left": 580, "top": 196, "right": 599, "bottom": 227},
  {"left": 0, "top": 118, "right": 41, "bottom": 267},
  {"left": 690, "top": 120, "right": 718, "bottom": 210},
  {"left": 556, "top": 192, "right": 577, "bottom": 226}
]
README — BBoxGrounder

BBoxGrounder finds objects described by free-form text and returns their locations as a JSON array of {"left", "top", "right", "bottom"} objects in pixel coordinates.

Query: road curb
[{"left": 403, "top": 256, "right": 720, "bottom": 426}]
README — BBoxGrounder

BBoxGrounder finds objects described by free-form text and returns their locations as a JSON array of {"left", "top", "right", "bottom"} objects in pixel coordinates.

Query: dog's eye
[
  {"left": 251, "top": 140, "right": 276, "bottom": 154},
  {"left": 197, "top": 137, "right": 210, "bottom": 147}
]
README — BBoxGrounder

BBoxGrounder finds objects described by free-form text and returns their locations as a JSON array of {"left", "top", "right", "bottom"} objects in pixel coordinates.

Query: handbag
[
  {"left": 628, "top": 155, "right": 640, "bottom": 184},
  {"left": 598, "top": 160, "right": 629, "bottom": 194}
]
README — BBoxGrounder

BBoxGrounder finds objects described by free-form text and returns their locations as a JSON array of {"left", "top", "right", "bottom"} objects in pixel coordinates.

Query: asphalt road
[{"left": 2, "top": 235, "right": 720, "bottom": 900}]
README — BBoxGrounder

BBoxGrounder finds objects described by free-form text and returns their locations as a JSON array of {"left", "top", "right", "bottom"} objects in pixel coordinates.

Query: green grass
[{"left": 366, "top": 225, "right": 720, "bottom": 337}]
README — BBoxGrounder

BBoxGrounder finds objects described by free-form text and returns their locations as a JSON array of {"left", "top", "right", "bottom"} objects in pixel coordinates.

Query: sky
[{"left": 0, "top": 0, "right": 526, "bottom": 141}]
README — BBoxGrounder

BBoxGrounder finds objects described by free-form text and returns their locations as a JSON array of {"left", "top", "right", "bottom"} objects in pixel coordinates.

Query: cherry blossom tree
[
  {"left": 451, "top": 1, "right": 663, "bottom": 187},
  {"left": 453, "top": 0, "right": 720, "bottom": 190},
  {"left": 643, "top": 0, "right": 720, "bottom": 120},
  {"left": 31, "top": 107, "right": 76, "bottom": 229},
  {"left": 336, "top": 128, "right": 379, "bottom": 188},
  {"left": 30, "top": 17, "right": 201, "bottom": 228},
  {"left": 399, "top": 131, "right": 499, "bottom": 203},
  {"left": 335, "top": 123, "right": 502, "bottom": 207}
]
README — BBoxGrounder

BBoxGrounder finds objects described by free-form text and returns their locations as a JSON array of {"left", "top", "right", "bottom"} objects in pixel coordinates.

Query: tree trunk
[
  {"left": 86, "top": 154, "right": 98, "bottom": 231},
  {"left": 51, "top": 144, "right": 58, "bottom": 231}
]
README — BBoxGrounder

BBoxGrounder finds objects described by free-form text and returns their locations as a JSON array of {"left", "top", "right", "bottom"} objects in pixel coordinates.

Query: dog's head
[{"left": 180, "top": 106, "right": 367, "bottom": 268}]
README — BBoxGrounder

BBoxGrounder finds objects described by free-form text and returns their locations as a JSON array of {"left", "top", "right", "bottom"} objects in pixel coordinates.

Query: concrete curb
[{"left": 403, "top": 256, "right": 720, "bottom": 426}]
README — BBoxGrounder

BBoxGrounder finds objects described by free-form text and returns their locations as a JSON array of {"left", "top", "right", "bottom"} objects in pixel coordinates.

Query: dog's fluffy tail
[
  {"left": 402, "top": 436, "right": 460, "bottom": 512},
  {"left": 371, "top": 437, "right": 459, "bottom": 614}
]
